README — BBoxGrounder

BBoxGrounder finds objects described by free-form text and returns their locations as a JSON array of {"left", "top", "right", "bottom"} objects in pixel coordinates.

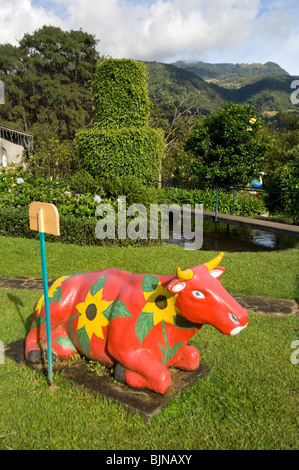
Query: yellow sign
[{"left": 29, "top": 202, "right": 60, "bottom": 236}]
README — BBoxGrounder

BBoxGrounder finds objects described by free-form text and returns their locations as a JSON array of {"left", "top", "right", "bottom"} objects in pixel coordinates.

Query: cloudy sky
[{"left": 0, "top": 0, "right": 298, "bottom": 75}]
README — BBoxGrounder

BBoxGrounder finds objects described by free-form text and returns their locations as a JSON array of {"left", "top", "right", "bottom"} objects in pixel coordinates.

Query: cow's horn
[
  {"left": 176, "top": 267, "right": 193, "bottom": 281},
  {"left": 205, "top": 252, "right": 224, "bottom": 271}
]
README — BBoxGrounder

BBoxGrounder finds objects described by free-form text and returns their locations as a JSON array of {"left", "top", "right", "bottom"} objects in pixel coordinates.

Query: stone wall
[{"left": 0, "top": 137, "right": 25, "bottom": 168}]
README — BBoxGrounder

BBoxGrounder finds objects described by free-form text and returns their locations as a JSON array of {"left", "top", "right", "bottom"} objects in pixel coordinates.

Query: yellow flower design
[
  {"left": 76, "top": 287, "right": 110, "bottom": 340},
  {"left": 136, "top": 274, "right": 180, "bottom": 345},
  {"left": 143, "top": 282, "right": 179, "bottom": 326},
  {"left": 35, "top": 275, "right": 69, "bottom": 315}
]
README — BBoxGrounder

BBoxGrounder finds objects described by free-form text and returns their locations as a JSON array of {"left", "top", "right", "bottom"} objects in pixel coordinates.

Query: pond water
[{"left": 169, "top": 220, "right": 299, "bottom": 252}]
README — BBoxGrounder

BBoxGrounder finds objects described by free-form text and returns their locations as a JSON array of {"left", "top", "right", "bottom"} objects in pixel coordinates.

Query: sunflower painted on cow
[{"left": 25, "top": 252, "right": 248, "bottom": 394}]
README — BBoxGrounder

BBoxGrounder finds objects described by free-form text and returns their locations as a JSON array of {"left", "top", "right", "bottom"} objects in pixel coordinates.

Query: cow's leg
[
  {"left": 25, "top": 321, "right": 45, "bottom": 363},
  {"left": 113, "top": 350, "right": 171, "bottom": 394},
  {"left": 172, "top": 344, "right": 199, "bottom": 371},
  {"left": 50, "top": 326, "right": 78, "bottom": 360},
  {"left": 25, "top": 323, "right": 77, "bottom": 363}
]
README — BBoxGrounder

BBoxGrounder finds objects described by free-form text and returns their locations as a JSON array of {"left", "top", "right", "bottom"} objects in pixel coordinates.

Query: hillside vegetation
[{"left": 146, "top": 60, "right": 299, "bottom": 116}]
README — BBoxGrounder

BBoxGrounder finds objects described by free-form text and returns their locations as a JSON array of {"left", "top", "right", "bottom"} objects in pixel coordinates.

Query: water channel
[{"left": 169, "top": 219, "right": 299, "bottom": 252}]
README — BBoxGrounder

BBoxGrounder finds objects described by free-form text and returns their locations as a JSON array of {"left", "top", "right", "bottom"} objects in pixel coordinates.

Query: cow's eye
[{"left": 192, "top": 290, "right": 205, "bottom": 299}]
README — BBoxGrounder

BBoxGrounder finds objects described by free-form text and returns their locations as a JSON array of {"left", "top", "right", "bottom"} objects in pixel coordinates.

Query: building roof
[{"left": 0, "top": 123, "right": 33, "bottom": 139}]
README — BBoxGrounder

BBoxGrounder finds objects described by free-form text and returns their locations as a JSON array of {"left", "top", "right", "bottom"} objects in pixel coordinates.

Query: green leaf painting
[
  {"left": 49, "top": 286, "right": 62, "bottom": 304},
  {"left": 102, "top": 300, "right": 132, "bottom": 321},
  {"left": 68, "top": 312, "right": 80, "bottom": 343},
  {"left": 90, "top": 275, "right": 107, "bottom": 296},
  {"left": 31, "top": 315, "right": 46, "bottom": 329},
  {"left": 76, "top": 326, "right": 91, "bottom": 358},
  {"left": 136, "top": 311, "right": 155, "bottom": 345},
  {"left": 142, "top": 275, "right": 159, "bottom": 293},
  {"left": 159, "top": 320, "right": 185, "bottom": 366},
  {"left": 54, "top": 336, "right": 77, "bottom": 352}
]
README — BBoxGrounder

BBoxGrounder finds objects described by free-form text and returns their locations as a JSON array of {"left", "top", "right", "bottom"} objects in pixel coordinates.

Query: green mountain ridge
[{"left": 145, "top": 60, "right": 299, "bottom": 117}]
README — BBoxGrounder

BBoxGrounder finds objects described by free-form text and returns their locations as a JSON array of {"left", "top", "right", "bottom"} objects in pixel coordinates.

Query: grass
[
  {"left": 0, "top": 236, "right": 298, "bottom": 450},
  {"left": 0, "top": 235, "right": 298, "bottom": 299}
]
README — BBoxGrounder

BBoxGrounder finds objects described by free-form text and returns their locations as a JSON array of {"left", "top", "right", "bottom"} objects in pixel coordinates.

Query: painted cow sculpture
[{"left": 25, "top": 252, "right": 248, "bottom": 394}]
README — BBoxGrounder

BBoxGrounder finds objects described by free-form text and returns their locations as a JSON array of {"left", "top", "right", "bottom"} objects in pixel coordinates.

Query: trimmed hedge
[
  {"left": 76, "top": 58, "right": 165, "bottom": 184},
  {"left": 76, "top": 126, "right": 164, "bottom": 184},
  {"left": 94, "top": 58, "right": 150, "bottom": 129},
  {"left": 0, "top": 205, "right": 161, "bottom": 247}
]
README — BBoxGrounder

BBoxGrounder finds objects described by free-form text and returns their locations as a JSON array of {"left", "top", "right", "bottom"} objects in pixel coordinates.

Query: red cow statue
[{"left": 25, "top": 252, "right": 248, "bottom": 394}]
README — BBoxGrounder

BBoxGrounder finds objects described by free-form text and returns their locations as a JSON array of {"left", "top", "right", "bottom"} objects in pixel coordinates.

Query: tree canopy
[
  {"left": 0, "top": 25, "right": 100, "bottom": 141},
  {"left": 185, "top": 102, "right": 272, "bottom": 187}
]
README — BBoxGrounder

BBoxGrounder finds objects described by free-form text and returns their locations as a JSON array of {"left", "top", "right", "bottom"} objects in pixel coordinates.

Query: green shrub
[
  {"left": 0, "top": 205, "right": 161, "bottom": 247},
  {"left": 266, "top": 148, "right": 299, "bottom": 218},
  {"left": 26, "top": 139, "right": 79, "bottom": 179},
  {"left": 75, "top": 126, "right": 164, "bottom": 185},
  {"left": 94, "top": 58, "right": 150, "bottom": 129},
  {"left": 169, "top": 187, "right": 267, "bottom": 217},
  {"left": 100, "top": 175, "right": 168, "bottom": 207},
  {"left": 67, "top": 169, "right": 105, "bottom": 197},
  {"left": 76, "top": 58, "right": 165, "bottom": 184}
]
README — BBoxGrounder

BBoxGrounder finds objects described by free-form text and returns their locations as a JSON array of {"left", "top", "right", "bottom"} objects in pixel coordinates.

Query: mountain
[
  {"left": 144, "top": 61, "right": 224, "bottom": 114},
  {"left": 145, "top": 60, "right": 298, "bottom": 117},
  {"left": 172, "top": 60, "right": 289, "bottom": 88}
]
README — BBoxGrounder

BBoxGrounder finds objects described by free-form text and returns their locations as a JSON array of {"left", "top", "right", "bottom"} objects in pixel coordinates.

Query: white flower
[
  {"left": 93, "top": 195, "right": 102, "bottom": 203},
  {"left": 16, "top": 178, "right": 24, "bottom": 185}
]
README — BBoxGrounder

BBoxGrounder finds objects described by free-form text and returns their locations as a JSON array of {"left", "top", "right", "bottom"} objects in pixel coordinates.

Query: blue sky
[{"left": 1, "top": 0, "right": 298, "bottom": 75}]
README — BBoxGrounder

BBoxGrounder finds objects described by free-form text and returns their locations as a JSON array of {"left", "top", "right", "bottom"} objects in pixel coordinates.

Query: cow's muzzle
[{"left": 230, "top": 324, "right": 248, "bottom": 336}]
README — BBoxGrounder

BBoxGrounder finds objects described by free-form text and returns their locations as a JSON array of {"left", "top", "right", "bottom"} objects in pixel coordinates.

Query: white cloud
[
  {"left": 61, "top": 0, "right": 261, "bottom": 62},
  {"left": 0, "top": 0, "right": 63, "bottom": 45},
  {"left": 0, "top": 0, "right": 298, "bottom": 75}
]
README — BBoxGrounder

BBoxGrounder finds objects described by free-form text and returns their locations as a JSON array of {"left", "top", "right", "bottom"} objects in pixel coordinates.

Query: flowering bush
[{"left": 26, "top": 138, "right": 79, "bottom": 179}]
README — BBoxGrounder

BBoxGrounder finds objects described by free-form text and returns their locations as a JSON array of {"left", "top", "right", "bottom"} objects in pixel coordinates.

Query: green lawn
[{"left": 0, "top": 236, "right": 298, "bottom": 450}]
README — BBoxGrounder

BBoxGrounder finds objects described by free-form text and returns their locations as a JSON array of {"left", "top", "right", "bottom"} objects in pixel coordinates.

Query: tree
[
  {"left": 149, "top": 92, "right": 199, "bottom": 182},
  {"left": 185, "top": 102, "right": 272, "bottom": 187},
  {"left": 0, "top": 26, "right": 100, "bottom": 141},
  {"left": 264, "top": 110, "right": 299, "bottom": 175},
  {"left": 76, "top": 59, "right": 164, "bottom": 185}
]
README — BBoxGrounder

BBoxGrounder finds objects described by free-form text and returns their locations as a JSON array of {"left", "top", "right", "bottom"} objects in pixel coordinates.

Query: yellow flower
[
  {"left": 143, "top": 281, "right": 179, "bottom": 326},
  {"left": 76, "top": 287, "right": 110, "bottom": 340},
  {"left": 249, "top": 118, "right": 257, "bottom": 125},
  {"left": 35, "top": 275, "right": 69, "bottom": 315},
  {"left": 246, "top": 127, "right": 253, "bottom": 131},
  {"left": 11, "top": 183, "right": 16, "bottom": 187}
]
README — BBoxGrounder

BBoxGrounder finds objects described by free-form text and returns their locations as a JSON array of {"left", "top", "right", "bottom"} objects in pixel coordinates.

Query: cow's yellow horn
[
  {"left": 176, "top": 267, "right": 194, "bottom": 281},
  {"left": 205, "top": 252, "right": 224, "bottom": 271}
]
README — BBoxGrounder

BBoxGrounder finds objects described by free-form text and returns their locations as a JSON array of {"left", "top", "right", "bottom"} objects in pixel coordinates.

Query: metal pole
[
  {"left": 215, "top": 187, "right": 218, "bottom": 222},
  {"left": 233, "top": 187, "right": 235, "bottom": 215},
  {"left": 39, "top": 231, "right": 53, "bottom": 385}
]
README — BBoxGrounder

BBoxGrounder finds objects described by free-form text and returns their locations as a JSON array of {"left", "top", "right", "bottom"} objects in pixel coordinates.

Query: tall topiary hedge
[
  {"left": 76, "top": 58, "right": 164, "bottom": 184},
  {"left": 93, "top": 58, "right": 151, "bottom": 129}
]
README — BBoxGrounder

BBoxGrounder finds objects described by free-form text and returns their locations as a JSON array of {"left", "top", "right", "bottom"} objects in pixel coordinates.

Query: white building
[{"left": 0, "top": 124, "right": 33, "bottom": 168}]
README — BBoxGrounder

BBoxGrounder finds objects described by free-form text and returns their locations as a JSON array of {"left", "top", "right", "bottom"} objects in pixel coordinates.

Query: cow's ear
[
  {"left": 209, "top": 267, "right": 225, "bottom": 279},
  {"left": 167, "top": 279, "right": 187, "bottom": 294}
]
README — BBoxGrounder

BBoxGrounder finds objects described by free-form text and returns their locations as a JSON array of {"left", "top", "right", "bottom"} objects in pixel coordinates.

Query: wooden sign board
[{"left": 29, "top": 202, "right": 60, "bottom": 236}]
